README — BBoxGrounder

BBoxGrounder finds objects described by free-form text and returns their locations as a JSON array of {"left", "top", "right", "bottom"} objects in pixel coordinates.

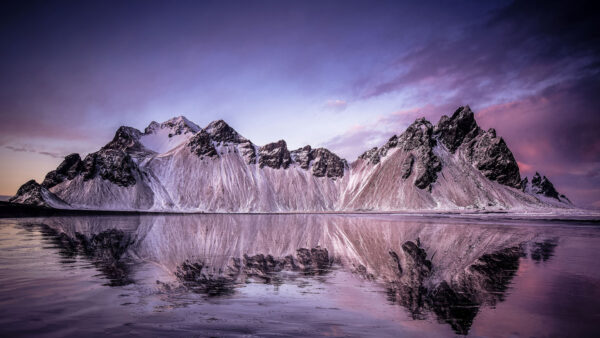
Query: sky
[{"left": 0, "top": 0, "right": 599, "bottom": 207}]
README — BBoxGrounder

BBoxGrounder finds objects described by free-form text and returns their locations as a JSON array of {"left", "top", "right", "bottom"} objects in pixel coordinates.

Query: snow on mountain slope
[
  {"left": 140, "top": 116, "right": 201, "bottom": 153},
  {"left": 10, "top": 107, "right": 575, "bottom": 212},
  {"left": 341, "top": 110, "right": 543, "bottom": 211},
  {"left": 146, "top": 143, "right": 346, "bottom": 212}
]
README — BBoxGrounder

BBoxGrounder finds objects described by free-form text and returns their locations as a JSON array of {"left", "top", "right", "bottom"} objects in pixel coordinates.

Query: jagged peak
[
  {"left": 434, "top": 105, "right": 481, "bottom": 153},
  {"left": 145, "top": 115, "right": 201, "bottom": 135},
  {"left": 260, "top": 139, "right": 288, "bottom": 151},
  {"left": 204, "top": 119, "right": 248, "bottom": 143},
  {"left": 525, "top": 171, "right": 569, "bottom": 203},
  {"left": 103, "top": 126, "right": 143, "bottom": 151},
  {"left": 290, "top": 145, "right": 347, "bottom": 177},
  {"left": 258, "top": 140, "right": 291, "bottom": 169}
]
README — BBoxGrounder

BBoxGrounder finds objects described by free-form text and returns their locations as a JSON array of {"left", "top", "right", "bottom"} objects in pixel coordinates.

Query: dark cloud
[
  {"left": 5, "top": 145, "right": 63, "bottom": 159},
  {"left": 359, "top": 0, "right": 600, "bottom": 104}
]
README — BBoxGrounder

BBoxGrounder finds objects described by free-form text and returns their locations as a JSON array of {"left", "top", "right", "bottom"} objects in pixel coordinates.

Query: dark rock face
[
  {"left": 9, "top": 180, "right": 47, "bottom": 206},
  {"left": 39, "top": 127, "right": 143, "bottom": 189},
  {"left": 359, "top": 119, "right": 441, "bottom": 190},
  {"left": 400, "top": 119, "right": 442, "bottom": 190},
  {"left": 188, "top": 130, "right": 218, "bottom": 159},
  {"left": 81, "top": 149, "right": 138, "bottom": 187},
  {"left": 435, "top": 106, "right": 522, "bottom": 189},
  {"left": 531, "top": 172, "right": 560, "bottom": 199},
  {"left": 258, "top": 140, "right": 292, "bottom": 169},
  {"left": 291, "top": 145, "right": 313, "bottom": 169},
  {"left": 204, "top": 120, "right": 247, "bottom": 144},
  {"left": 401, "top": 154, "right": 415, "bottom": 179},
  {"left": 103, "top": 126, "right": 144, "bottom": 152},
  {"left": 465, "top": 130, "right": 522, "bottom": 188},
  {"left": 42, "top": 153, "right": 83, "bottom": 188},
  {"left": 522, "top": 173, "right": 570, "bottom": 203},
  {"left": 291, "top": 146, "right": 346, "bottom": 178},
  {"left": 358, "top": 147, "right": 380, "bottom": 164},
  {"left": 358, "top": 135, "right": 401, "bottom": 165},
  {"left": 434, "top": 106, "right": 480, "bottom": 153},
  {"left": 239, "top": 141, "right": 257, "bottom": 164},
  {"left": 311, "top": 148, "right": 346, "bottom": 178}
]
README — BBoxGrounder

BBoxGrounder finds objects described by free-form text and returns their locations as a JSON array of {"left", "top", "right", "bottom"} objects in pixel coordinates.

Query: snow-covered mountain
[{"left": 10, "top": 107, "right": 573, "bottom": 212}]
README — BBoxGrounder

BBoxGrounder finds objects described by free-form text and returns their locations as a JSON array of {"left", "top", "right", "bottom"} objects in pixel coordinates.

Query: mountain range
[{"left": 9, "top": 106, "right": 572, "bottom": 212}]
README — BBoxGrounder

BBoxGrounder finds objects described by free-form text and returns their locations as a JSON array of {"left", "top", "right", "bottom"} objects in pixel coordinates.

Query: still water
[{"left": 0, "top": 214, "right": 599, "bottom": 337}]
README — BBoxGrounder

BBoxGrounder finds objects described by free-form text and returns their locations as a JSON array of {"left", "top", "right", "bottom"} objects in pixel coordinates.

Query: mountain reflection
[{"left": 24, "top": 214, "right": 558, "bottom": 335}]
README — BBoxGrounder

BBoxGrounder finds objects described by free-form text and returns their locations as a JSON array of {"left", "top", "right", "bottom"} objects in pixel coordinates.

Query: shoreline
[{"left": 1, "top": 201, "right": 598, "bottom": 222}]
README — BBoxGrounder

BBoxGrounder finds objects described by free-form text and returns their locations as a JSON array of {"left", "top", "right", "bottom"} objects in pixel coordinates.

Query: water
[{"left": 0, "top": 214, "right": 599, "bottom": 337}]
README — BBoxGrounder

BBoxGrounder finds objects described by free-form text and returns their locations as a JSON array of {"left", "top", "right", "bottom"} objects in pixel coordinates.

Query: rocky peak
[
  {"left": 103, "top": 126, "right": 143, "bottom": 152},
  {"left": 525, "top": 172, "right": 570, "bottom": 202},
  {"left": 434, "top": 106, "right": 481, "bottom": 153},
  {"left": 42, "top": 153, "right": 83, "bottom": 188},
  {"left": 204, "top": 120, "right": 247, "bottom": 144},
  {"left": 290, "top": 145, "right": 347, "bottom": 178},
  {"left": 9, "top": 179, "right": 67, "bottom": 207},
  {"left": 145, "top": 116, "right": 201, "bottom": 136},
  {"left": 81, "top": 149, "right": 139, "bottom": 187},
  {"left": 465, "top": 131, "right": 522, "bottom": 189},
  {"left": 358, "top": 147, "right": 381, "bottom": 164},
  {"left": 9, "top": 180, "right": 44, "bottom": 206},
  {"left": 290, "top": 145, "right": 313, "bottom": 169},
  {"left": 433, "top": 106, "right": 522, "bottom": 189},
  {"left": 357, "top": 117, "right": 441, "bottom": 190},
  {"left": 358, "top": 135, "right": 401, "bottom": 165},
  {"left": 399, "top": 118, "right": 436, "bottom": 151},
  {"left": 399, "top": 119, "right": 441, "bottom": 190},
  {"left": 188, "top": 130, "right": 218, "bottom": 159},
  {"left": 39, "top": 143, "right": 140, "bottom": 189},
  {"left": 259, "top": 140, "right": 292, "bottom": 169}
]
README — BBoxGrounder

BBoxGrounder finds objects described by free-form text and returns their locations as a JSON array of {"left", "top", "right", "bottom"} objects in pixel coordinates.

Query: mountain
[{"left": 9, "top": 106, "right": 573, "bottom": 212}]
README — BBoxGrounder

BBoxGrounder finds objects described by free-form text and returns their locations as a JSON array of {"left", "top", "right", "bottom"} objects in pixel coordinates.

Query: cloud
[
  {"left": 356, "top": 0, "right": 600, "bottom": 108},
  {"left": 324, "top": 99, "right": 348, "bottom": 112},
  {"left": 5, "top": 145, "right": 63, "bottom": 159}
]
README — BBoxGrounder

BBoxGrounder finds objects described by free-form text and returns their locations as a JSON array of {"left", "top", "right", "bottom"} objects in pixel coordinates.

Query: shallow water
[{"left": 0, "top": 214, "right": 599, "bottom": 337}]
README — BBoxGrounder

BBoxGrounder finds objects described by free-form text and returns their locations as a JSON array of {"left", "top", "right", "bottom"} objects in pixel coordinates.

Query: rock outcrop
[
  {"left": 258, "top": 140, "right": 292, "bottom": 169},
  {"left": 188, "top": 130, "right": 218, "bottom": 158},
  {"left": 291, "top": 146, "right": 347, "bottom": 178},
  {"left": 204, "top": 119, "right": 247, "bottom": 144},
  {"left": 434, "top": 106, "right": 522, "bottom": 189},
  {"left": 80, "top": 149, "right": 139, "bottom": 187},
  {"left": 145, "top": 116, "right": 200, "bottom": 137},
  {"left": 522, "top": 172, "right": 570, "bottom": 203},
  {"left": 358, "top": 118, "right": 441, "bottom": 190},
  {"left": 42, "top": 153, "right": 83, "bottom": 188},
  {"left": 9, "top": 180, "right": 67, "bottom": 207}
]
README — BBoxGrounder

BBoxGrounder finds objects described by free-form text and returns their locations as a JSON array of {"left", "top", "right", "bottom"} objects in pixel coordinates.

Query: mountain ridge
[{"left": 10, "top": 106, "right": 573, "bottom": 212}]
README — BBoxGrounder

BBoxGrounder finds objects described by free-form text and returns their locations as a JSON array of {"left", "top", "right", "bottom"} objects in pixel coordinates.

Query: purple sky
[{"left": 0, "top": 0, "right": 599, "bottom": 207}]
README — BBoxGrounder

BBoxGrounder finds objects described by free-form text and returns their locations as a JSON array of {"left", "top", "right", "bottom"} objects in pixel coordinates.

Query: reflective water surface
[{"left": 0, "top": 214, "right": 599, "bottom": 337}]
